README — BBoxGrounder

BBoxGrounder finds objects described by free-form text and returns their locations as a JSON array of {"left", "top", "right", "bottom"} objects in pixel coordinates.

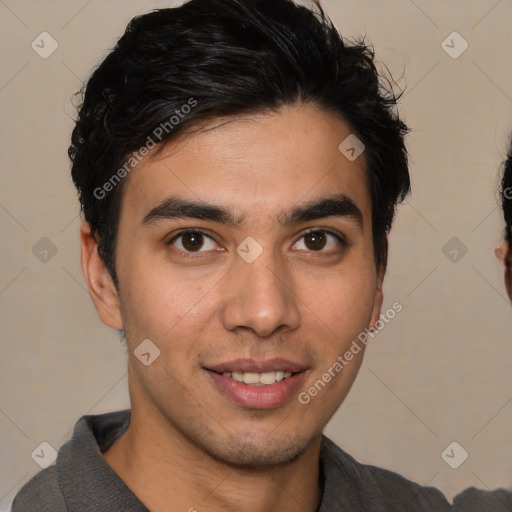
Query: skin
[
  {"left": 80, "top": 103, "right": 384, "bottom": 512},
  {"left": 496, "top": 238, "right": 512, "bottom": 300}
]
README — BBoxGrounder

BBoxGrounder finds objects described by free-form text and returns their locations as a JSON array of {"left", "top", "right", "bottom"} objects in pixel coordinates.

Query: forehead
[{"left": 119, "top": 103, "right": 371, "bottom": 227}]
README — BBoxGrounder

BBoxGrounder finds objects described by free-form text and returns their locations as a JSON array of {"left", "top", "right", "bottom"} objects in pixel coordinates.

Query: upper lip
[{"left": 205, "top": 358, "right": 308, "bottom": 374}]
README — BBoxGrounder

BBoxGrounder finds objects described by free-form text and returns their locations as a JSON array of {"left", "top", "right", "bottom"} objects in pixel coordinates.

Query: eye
[
  {"left": 293, "top": 230, "right": 345, "bottom": 252},
  {"left": 169, "top": 230, "right": 219, "bottom": 253}
]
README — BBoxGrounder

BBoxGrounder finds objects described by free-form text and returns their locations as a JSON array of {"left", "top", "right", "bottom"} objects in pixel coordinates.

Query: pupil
[
  {"left": 306, "top": 232, "right": 326, "bottom": 250},
  {"left": 183, "top": 232, "right": 203, "bottom": 251}
]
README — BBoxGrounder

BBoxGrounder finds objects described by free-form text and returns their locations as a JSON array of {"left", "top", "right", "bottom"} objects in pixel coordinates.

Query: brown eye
[
  {"left": 304, "top": 231, "right": 327, "bottom": 251},
  {"left": 182, "top": 232, "right": 204, "bottom": 251},
  {"left": 293, "top": 230, "right": 344, "bottom": 252},
  {"left": 170, "top": 231, "right": 217, "bottom": 253}
]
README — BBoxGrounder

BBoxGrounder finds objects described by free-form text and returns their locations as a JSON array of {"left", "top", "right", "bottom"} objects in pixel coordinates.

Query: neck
[{"left": 103, "top": 406, "right": 323, "bottom": 512}]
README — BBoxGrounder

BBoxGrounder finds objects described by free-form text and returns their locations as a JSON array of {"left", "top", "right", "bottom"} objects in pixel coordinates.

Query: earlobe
[{"left": 79, "top": 221, "right": 123, "bottom": 330}]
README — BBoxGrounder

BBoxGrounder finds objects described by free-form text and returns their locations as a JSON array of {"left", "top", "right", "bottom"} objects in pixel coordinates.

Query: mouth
[{"left": 204, "top": 359, "right": 308, "bottom": 409}]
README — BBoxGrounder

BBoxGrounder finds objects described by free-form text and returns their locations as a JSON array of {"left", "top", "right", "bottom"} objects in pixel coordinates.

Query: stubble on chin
[
  {"left": 183, "top": 418, "right": 318, "bottom": 469},
  {"left": 204, "top": 435, "right": 315, "bottom": 469}
]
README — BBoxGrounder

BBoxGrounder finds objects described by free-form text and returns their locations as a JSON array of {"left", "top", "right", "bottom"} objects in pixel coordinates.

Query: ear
[
  {"left": 368, "top": 262, "right": 385, "bottom": 331},
  {"left": 80, "top": 221, "right": 123, "bottom": 330},
  {"left": 495, "top": 238, "right": 508, "bottom": 265}
]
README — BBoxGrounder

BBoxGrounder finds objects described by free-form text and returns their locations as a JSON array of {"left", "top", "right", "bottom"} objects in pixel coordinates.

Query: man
[
  {"left": 12, "top": 0, "right": 451, "bottom": 510},
  {"left": 497, "top": 148, "right": 512, "bottom": 301},
  {"left": 451, "top": 146, "right": 512, "bottom": 512}
]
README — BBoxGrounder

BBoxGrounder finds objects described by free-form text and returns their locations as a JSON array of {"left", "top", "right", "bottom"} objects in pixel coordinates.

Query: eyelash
[{"left": 167, "top": 228, "right": 348, "bottom": 255}]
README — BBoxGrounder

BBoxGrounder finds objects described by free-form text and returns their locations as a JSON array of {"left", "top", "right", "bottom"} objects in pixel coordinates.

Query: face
[{"left": 86, "top": 103, "right": 384, "bottom": 467}]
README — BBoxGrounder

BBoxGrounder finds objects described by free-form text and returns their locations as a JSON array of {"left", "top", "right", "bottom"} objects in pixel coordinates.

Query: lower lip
[{"left": 205, "top": 370, "right": 307, "bottom": 409}]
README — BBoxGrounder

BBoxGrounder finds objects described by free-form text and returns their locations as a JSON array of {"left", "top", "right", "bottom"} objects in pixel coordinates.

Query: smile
[
  {"left": 218, "top": 370, "right": 294, "bottom": 386},
  {"left": 205, "top": 367, "right": 307, "bottom": 409}
]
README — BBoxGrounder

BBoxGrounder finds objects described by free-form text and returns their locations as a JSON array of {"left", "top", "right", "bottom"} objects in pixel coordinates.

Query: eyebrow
[{"left": 141, "top": 194, "right": 363, "bottom": 228}]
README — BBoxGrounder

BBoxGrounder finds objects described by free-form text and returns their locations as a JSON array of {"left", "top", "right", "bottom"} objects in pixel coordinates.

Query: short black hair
[
  {"left": 69, "top": 0, "right": 410, "bottom": 288},
  {"left": 501, "top": 141, "right": 512, "bottom": 243}
]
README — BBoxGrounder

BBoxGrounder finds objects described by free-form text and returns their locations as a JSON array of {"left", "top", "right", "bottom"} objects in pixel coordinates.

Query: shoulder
[
  {"left": 11, "top": 465, "right": 67, "bottom": 512},
  {"left": 320, "top": 436, "right": 451, "bottom": 511},
  {"left": 453, "top": 486, "right": 512, "bottom": 511}
]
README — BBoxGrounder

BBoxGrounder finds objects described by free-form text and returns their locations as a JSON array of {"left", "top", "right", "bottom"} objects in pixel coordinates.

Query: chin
[{"left": 196, "top": 430, "right": 314, "bottom": 469}]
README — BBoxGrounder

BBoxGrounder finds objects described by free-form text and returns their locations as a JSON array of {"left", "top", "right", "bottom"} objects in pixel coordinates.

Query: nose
[{"left": 220, "top": 247, "right": 301, "bottom": 338}]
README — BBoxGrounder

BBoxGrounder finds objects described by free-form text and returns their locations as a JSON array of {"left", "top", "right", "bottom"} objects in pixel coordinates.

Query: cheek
[
  {"left": 505, "top": 246, "right": 512, "bottom": 301},
  {"left": 300, "top": 268, "right": 377, "bottom": 334},
  {"left": 506, "top": 266, "right": 512, "bottom": 302},
  {"left": 119, "top": 257, "right": 218, "bottom": 342}
]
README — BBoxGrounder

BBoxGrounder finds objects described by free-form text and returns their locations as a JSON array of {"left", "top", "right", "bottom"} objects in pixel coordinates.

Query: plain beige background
[{"left": 2, "top": 0, "right": 512, "bottom": 509}]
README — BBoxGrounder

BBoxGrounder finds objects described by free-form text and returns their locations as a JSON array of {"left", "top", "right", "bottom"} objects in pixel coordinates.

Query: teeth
[
  {"left": 232, "top": 371, "right": 244, "bottom": 381},
  {"left": 259, "top": 371, "right": 277, "bottom": 384},
  {"left": 221, "top": 370, "right": 293, "bottom": 385},
  {"left": 243, "top": 372, "right": 260, "bottom": 384}
]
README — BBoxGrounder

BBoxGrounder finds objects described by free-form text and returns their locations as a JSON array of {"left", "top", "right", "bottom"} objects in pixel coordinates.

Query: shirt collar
[{"left": 56, "top": 409, "right": 148, "bottom": 512}]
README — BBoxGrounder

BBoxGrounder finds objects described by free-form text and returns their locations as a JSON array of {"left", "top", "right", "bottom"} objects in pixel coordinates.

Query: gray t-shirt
[
  {"left": 453, "top": 488, "right": 512, "bottom": 511},
  {"left": 8, "top": 409, "right": 483, "bottom": 511}
]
